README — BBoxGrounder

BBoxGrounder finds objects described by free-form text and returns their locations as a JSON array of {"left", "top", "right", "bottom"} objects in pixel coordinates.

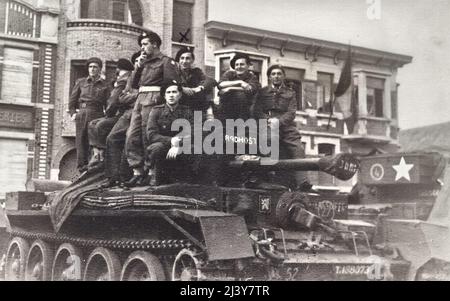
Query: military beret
[
  {"left": 116, "top": 58, "right": 134, "bottom": 71},
  {"left": 137, "top": 31, "right": 162, "bottom": 48},
  {"left": 131, "top": 51, "right": 141, "bottom": 64},
  {"left": 267, "top": 64, "right": 286, "bottom": 77},
  {"left": 86, "top": 57, "right": 102, "bottom": 69},
  {"left": 175, "top": 46, "right": 195, "bottom": 62},
  {"left": 230, "top": 52, "right": 251, "bottom": 69}
]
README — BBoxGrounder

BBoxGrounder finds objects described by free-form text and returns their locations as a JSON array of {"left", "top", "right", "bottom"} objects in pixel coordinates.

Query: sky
[{"left": 208, "top": 0, "right": 450, "bottom": 130}]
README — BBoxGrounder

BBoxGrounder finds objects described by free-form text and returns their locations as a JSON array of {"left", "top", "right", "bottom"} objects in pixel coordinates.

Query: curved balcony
[{"left": 67, "top": 19, "right": 149, "bottom": 35}]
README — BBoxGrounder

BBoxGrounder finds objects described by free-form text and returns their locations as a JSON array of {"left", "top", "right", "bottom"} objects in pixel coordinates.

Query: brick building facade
[
  {"left": 0, "top": 0, "right": 59, "bottom": 199},
  {"left": 50, "top": 0, "right": 208, "bottom": 181}
]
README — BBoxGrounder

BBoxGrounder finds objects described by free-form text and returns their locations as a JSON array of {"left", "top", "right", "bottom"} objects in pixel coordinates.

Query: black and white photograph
[{"left": 0, "top": 0, "right": 449, "bottom": 283}]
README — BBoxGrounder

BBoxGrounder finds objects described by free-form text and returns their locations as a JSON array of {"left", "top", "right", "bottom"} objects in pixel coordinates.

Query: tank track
[{"left": 10, "top": 230, "right": 193, "bottom": 251}]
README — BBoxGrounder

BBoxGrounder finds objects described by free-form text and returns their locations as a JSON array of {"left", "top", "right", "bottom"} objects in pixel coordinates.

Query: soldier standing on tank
[
  {"left": 69, "top": 57, "right": 110, "bottom": 173},
  {"left": 87, "top": 58, "right": 135, "bottom": 170},
  {"left": 175, "top": 47, "right": 217, "bottom": 118},
  {"left": 146, "top": 81, "right": 193, "bottom": 185},
  {"left": 254, "top": 64, "right": 311, "bottom": 190},
  {"left": 124, "top": 31, "right": 180, "bottom": 187}
]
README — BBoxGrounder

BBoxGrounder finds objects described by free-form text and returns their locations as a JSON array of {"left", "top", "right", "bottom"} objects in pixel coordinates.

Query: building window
[
  {"left": 318, "top": 143, "right": 336, "bottom": 186},
  {"left": 5, "top": 1, "right": 36, "bottom": 38},
  {"left": 79, "top": 0, "right": 143, "bottom": 26},
  {"left": 316, "top": 72, "right": 334, "bottom": 113},
  {"left": 112, "top": 1, "right": 127, "bottom": 22},
  {"left": 172, "top": 0, "right": 193, "bottom": 43},
  {"left": 367, "top": 77, "right": 384, "bottom": 117},
  {"left": 0, "top": 138, "right": 28, "bottom": 199},
  {"left": 1, "top": 47, "right": 33, "bottom": 103},
  {"left": 105, "top": 61, "right": 118, "bottom": 86},
  {"left": 69, "top": 60, "right": 88, "bottom": 94},
  {"left": 284, "top": 67, "right": 305, "bottom": 111}
]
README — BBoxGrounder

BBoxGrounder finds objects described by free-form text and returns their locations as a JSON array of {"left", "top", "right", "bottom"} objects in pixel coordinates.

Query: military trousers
[
  {"left": 147, "top": 142, "right": 194, "bottom": 184},
  {"left": 125, "top": 91, "right": 161, "bottom": 170},
  {"left": 88, "top": 116, "right": 119, "bottom": 149},
  {"left": 105, "top": 109, "right": 133, "bottom": 181},
  {"left": 75, "top": 107, "right": 104, "bottom": 170}
]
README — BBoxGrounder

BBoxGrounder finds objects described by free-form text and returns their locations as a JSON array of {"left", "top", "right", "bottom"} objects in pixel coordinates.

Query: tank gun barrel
[{"left": 228, "top": 153, "right": 360, "bottom": 181}]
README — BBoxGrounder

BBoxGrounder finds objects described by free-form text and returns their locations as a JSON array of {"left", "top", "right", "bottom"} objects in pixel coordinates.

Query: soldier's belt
[
  {"left": 80, "top": 102, "right": 102, "bottom": 109},
  {"left": 139, "top": 86, "right": 161, "bottom": 93}
]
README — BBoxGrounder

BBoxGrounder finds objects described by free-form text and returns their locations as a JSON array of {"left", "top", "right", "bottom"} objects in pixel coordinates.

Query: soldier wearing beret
[
  {"left": 146, "top": 81, "right": 193, "bottom": 185},
  {"left": 216, "top": 52, "right": 260, "bottom": 121},
  {"left": 175, "top": 47, "right": 217, "bottom": 117},
  {"left": 87, "top": 58, "right": 135, "bottom": 170},
  {"left": 69, "top": 57, "right": 110, "bottom": 173},
  {"left": 254, "top": 64, "right": 310, "bottom": 190},
  {"left": 100, "top": 52, "right": 142, "bottom": 188},
  {"left": 124, "top": 31, "right": 181, "bottom": 187}
]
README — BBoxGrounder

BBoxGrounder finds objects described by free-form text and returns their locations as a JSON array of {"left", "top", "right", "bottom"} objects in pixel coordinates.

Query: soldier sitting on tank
[
  {"left": 253, "top": 64, "right": 311, "bottom": 190},
  {"left": 100, "top": 51, "right": 143, "bottom": 188},
  {"left": 146, "top": 81, "right": 194, "bottom": 185},
  {"left": 175, "top": 47, "right": 217, "bottom": 118},
  {"left": 87, "top": 57, "right": 135, "bottom": 170},
  {"left": 216, "top": 52, "right": 260, "bottom": 122}
]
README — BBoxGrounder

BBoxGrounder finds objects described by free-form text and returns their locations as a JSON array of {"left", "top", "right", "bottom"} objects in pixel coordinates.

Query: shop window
[
  {"left": 317, "top": 72, "right": 334, "bottom": 113},
  {"left": 367, "top": 77, "right": 384, "bottom": 117},
  {"left": 284, "top": 67, "right": 305, "bottom": 111},
  {"left": 1, "top": 47, "right": 33, "bottom": 103},
  {"left": 172, "top": 0, "right": 193, "bottom": 43}
]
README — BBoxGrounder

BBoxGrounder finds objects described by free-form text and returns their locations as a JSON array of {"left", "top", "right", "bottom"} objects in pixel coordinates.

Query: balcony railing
[
  {"left": 67, "top": 19, "right": 148, "bottom": 34},
  {"left": 3, "top": 1, "right": 39, "bottom": 38}
]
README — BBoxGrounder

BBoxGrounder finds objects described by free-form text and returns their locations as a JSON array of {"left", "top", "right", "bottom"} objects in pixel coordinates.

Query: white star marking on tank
[{"left": 392, "top": 157, "right": 414, "bottom": 181}]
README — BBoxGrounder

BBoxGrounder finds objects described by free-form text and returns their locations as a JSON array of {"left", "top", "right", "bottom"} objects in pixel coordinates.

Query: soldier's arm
[
  {"left": 196, "top": 69, "right": 217, "bottom": 92},
  {"left": 105, "top": 83, "right": 126, "bottom": 117},
  {"left": 244, "top": 73, "right": 261, "bottom": 97},
  {"left": 218, "top": 70, "right": 243, "bottom": 89},
  {"left": 68, "top": 79, "right": 82, "bottom": 116},
  {"left": 147, "top": 108, "right": 172, "bottom": 147},
  {"left": 163, "top": 57, "right": 181, "bottom": 82},
  {"left": 278, "top": 90, "right": 297, "bottom": 126}
]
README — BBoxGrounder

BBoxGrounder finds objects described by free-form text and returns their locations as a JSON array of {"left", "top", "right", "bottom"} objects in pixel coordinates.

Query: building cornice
[{"left": 205, "top": 21, "right": 413, "bottom": 68}]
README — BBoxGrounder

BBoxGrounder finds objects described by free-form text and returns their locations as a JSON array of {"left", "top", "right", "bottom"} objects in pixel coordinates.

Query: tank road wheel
[
  {"left": 83, "top": 247, "right": 121, "bottom": 281},
  {"left": 5, "top": 237, "right": 30, "bottom": 281},
  {"left": 171, "top": 249, "right": 202, "bottom": 281},
  {"left": 52, "top": 243, "right": 83, "bottom": 281},
  {"left": 25, "top": 240, "right": 54, "bottom": 281},
  {"left": 120, "top": 251, "right": 165, "bottom": 281}
]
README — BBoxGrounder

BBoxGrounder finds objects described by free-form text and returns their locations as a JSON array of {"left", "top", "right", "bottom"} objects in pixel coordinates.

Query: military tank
[
  {"left": 1, "top": 153, "right": 410, "bottom": 281},
  {"left": 348, "top": 152, "right": 450, "bottom": 280}
]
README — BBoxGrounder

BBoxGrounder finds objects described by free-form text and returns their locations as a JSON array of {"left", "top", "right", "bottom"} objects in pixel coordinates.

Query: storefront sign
[{"left": 0, "top": 105, "right": 34, "bottom": 130}]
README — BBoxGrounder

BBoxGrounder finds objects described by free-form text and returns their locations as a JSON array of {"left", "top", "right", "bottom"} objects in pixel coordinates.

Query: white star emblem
[{"left": 392, "top": 157, "right": 414, "bottom": 181}]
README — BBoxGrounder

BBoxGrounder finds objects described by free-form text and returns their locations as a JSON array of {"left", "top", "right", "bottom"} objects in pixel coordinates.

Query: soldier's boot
[
  {"left": 124, "top": 168, "right": 144, "bottom": 187},
  {"left": 88, "top": 148, "right": 102, "bottom": 169},
  {"left": 101, "top": 177, "right": 120, "bottom": 189}
]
